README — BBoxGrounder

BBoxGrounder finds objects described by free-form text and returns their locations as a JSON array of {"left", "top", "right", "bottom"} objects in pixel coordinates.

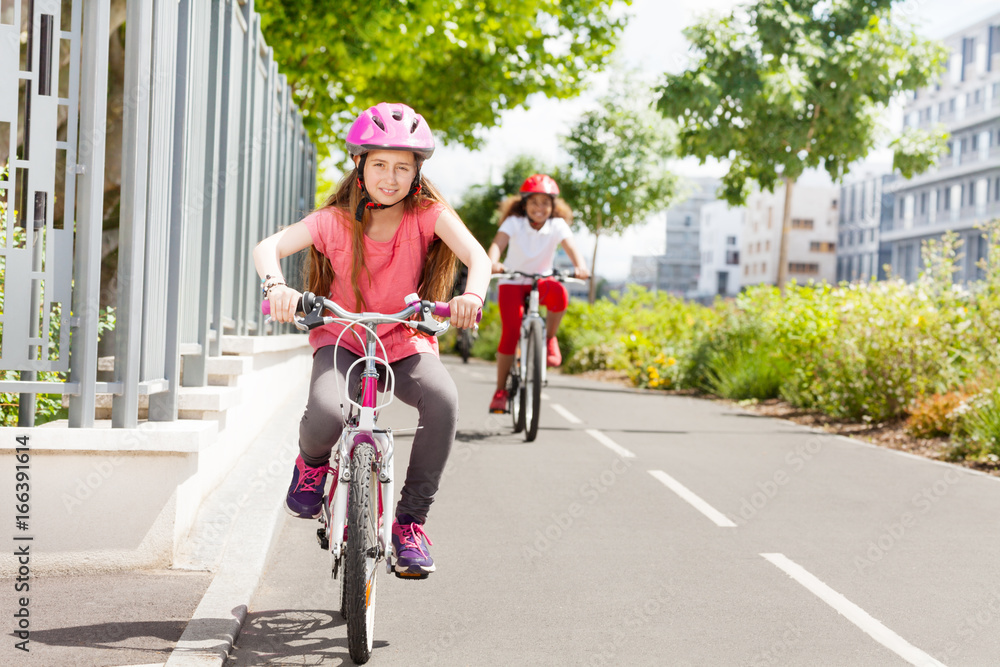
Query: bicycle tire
[
  {"left": 345, "top": 442, "right": 379, "bottom": 664},
  {"left": 338, "top": 553, "right": 348, "bottom": 620},
  {"left": 524, "top": 320, "right": 544, "bottom": 442},
  {"left": 510, "top": 363, "right": 525, "bottom": 433},
  {"left": 458, "top": 329, "right": 471, "bottom": 363}
]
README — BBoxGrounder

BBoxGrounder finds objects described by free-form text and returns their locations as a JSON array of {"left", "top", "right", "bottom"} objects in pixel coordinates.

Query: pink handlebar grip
[
  {"left": 262, "top": 301, "right": 270, "bottom": 315},
  {"left": 432, "top": 301, "right": 483, "bottom": 323}
]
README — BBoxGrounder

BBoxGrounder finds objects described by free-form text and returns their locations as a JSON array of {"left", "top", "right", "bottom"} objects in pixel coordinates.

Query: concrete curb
[{"left": 164, "top": 386, "right": 306, "bottom": 666}]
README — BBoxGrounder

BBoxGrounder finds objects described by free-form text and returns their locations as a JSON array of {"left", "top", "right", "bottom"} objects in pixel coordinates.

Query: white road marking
[
  {"left": 540, "top": 391, "right": 551, "bottom": 400},
  {"left": 648, "top": 470, "right": 736, "bottom": 527},
  {"left": 585, "top": 428, "right": 635, "bottom": 458},
  {"left": 761, "top": 553, "right": 947, "bottom": 667},
  {"left": 551, "top": 403, "right": 582, "bottom": 424}
]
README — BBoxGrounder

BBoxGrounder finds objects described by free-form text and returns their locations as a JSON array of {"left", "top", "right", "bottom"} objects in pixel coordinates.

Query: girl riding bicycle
[
  {"left": 487, "top": 174, "right": 590, "bottom": 413},
  {"left": 253, "top": 102, "right": 490, "bottom": 577}
]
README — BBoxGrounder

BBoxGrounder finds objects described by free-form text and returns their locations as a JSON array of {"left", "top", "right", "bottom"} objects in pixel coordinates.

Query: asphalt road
[{"left": 226, "top": 355, "right": 1000, "bottom": 666}]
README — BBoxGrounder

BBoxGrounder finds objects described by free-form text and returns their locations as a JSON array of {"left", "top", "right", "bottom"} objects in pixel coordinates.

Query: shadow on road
[
  {"left": 28, "top": 619, "right": 185, "bottom": 658},
  {"left": 226, "top": 609, "right": 387, "bottom": 665}
]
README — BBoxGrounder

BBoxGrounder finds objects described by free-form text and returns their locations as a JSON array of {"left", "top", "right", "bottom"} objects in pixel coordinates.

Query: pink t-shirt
[{"left": 302, "top": 202, "right": 446, "bottom": 362}]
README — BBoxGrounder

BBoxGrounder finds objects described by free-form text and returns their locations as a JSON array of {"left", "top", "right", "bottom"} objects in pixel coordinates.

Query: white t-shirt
[{"left": 498, "top": 216, "right": 572, "bottom": 284}]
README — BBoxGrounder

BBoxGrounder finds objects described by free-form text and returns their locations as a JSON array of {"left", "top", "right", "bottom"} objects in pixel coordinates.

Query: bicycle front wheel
[
  {"left": 345, "top": 442, "right": 380, "bottom": 664},
  {"left": 524, "top": 320, "right": 544, "bottom": 442}
]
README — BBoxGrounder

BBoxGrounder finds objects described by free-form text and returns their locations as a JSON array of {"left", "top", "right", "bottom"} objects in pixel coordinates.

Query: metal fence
[{"left": 0, "top": 0, "right": 316, "bottom": 428}]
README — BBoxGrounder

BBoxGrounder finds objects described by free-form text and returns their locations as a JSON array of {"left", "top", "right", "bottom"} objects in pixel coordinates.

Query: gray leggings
[{"left": 299, "top": 346, "right": 458, "bottom": 524}]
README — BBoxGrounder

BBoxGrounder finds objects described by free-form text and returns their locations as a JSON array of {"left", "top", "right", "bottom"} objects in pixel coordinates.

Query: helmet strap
[{"left": 354, "top": 152, "right": 423, "bottom": 222}]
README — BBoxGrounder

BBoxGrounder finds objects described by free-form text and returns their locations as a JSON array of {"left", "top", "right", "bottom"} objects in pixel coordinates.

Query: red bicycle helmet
[
  {"left": 520, "top": 174, "right": 560, "bottom": 197},
  {"left": 346, "top": 102, "right": 435, "bottom": 159}
]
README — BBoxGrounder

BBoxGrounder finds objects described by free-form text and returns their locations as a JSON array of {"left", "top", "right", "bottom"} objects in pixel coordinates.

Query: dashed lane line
[
  {"left": 551, "top": 403, "right": 582, "bottom": 424},
  {"left": 761, "top": 553, "right": 947, "bottom": 667},
  {"left": 648, "top": 470, "right": 737, "bottom": 527},
  {"left": 584, "top": 428, "right": 636, "bottom": 459}
]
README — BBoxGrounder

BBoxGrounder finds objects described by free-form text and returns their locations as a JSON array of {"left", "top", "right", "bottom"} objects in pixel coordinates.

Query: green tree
[
  {"left": 455, "top": 155, "right": 549, "bottom": 250},
  {"left": 557, "top": 79, "right": 677, "bottom": 303},
  {"left": 656, "top": 0, "right": 948, "bottom": 287},
  {"left": 256, "top": 0, "right": 632, "bottom": 156}
]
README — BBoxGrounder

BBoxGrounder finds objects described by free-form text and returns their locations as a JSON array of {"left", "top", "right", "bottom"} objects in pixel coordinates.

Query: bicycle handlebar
[
  {"left": 491, "top": 268, "right": 589, "bottom": 284},
  {"left": 262, "top": 292, "right": 480, "bottom": 336}
]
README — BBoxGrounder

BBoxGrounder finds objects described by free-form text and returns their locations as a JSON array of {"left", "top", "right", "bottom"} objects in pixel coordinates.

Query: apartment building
[
  {"left": 741, "top": 181, "right": 839, "bottom": 287},
  {"left": 696, "top": 200, "right": 743, "bottom": 300},
  {"left": 661, "top": 178, "right": 720, "bottom": 297},
  {"left": 836, "top": 171, "right": 896, "bottom": 282},
  {"left": 883, "top": 13, "right": 1000, "bottom": 282}
]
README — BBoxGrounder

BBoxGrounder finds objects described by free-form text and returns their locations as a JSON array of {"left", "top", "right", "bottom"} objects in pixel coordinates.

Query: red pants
[{"left": 497, "top": 279, "right": 568, "bottom": 355}]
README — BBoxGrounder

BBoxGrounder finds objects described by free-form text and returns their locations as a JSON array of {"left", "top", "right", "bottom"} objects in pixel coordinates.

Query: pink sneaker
[
  {"left": 285, "top": 455, "right": 329, "bottom": 519},
  {"left": 489, "top": 389, "right": 509, "bottom": 413},
  {"left": 392, "top": 519, "right": 435, "bottom": 577}
]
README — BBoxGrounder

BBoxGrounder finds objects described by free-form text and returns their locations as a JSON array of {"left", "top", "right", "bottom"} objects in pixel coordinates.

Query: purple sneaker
[
  {"left": 392, "top": 518, "right": 435, "bottom": 577},
  {"left": 285, "top": 455, "right": 329, "bottom": 519}
]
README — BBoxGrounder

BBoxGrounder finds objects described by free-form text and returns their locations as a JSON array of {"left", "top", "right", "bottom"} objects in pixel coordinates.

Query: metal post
[
  {"left": 110, "top": 0, "right": 153, "bottom": 428},
  {"left": 68, "top": 0, "right": 111, "bottom": 428}
]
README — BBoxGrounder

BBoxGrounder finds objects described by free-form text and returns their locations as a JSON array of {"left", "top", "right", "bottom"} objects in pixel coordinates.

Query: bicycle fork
[{"left": 324, "top": 428, "right": 396, "bottom": 572}]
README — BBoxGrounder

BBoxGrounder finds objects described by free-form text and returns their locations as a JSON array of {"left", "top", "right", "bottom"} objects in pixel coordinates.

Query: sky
[{"left": 426, "top": 0, "right": 1000, "bottom": 281}]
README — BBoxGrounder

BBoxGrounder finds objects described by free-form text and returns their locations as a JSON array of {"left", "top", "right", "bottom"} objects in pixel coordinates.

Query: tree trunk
[
  {"left": 588, "top": 229, "right": 600, "bottom": 304},
  {"left": 777, "top": 176, "right": 795, "bottom": 289}
]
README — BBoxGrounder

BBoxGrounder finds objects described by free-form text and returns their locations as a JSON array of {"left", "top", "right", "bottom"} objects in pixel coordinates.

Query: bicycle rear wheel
[
  {"left": 345, "top": 442, "right": 380, "bottom": 664},
  {"left": 509, "top": 363, "right": 524, "bottom": 433},
  {"left": 524, "top": 320, "right": 544, "bottom": 442},
  {"left": 457, "top": 328, "right": 471, "bottom": 363}
]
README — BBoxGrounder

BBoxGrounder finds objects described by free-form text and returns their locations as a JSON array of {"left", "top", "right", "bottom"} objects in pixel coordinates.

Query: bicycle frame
[
  {"left": 326, "top": 327, "right": 396, "bottom": 572},
  {"left": 518, "top": 277, "right": 548, "bottom": 388}
]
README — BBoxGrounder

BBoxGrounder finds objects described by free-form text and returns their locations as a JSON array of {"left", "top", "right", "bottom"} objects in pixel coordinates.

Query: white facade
[
  {"left": 885, "top": 13, "right": 1000, "bottom": 282},
  {"left": 741, "top": 182, "right": 839, "bottom": 287},
  {"left": 662, "top": 178, "right": 720, "bottom": 297},
  {"left": 697, "top": 200, "right": 743, "bottom": 299}
]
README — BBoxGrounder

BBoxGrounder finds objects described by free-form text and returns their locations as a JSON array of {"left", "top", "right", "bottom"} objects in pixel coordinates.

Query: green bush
[{"left": 950, "top": 388, "right": 1000, "bottom": 460}]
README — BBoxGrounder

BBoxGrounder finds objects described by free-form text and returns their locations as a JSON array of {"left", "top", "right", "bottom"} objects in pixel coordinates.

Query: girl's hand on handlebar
[
  {"left": 491, "top": 261, "right": 505, "bottom": 274},
  {"left": 449, "top": 294, "right": 483, "bottom": 330},
  {"left": 574, "top": 266, "right": 591, "bottom": 280},
  {"left": 267, "top": 285, "right": 303, "bottom": 323}
]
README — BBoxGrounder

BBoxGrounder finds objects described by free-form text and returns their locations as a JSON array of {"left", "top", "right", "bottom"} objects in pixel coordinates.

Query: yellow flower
[
  {"left": 666, "top": 357, "right": 677, "bottom": 367},
  {"left": 649, "top": 378, "right": 660, "bottom": 388},
  {"left": 647, "top": 368, "right": 659, "bottom": 379}
]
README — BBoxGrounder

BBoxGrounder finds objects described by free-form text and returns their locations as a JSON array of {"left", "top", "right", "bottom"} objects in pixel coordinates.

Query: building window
[
  {"left": 726, "top": 235, "right": 737, "bottom": 246},
  {"left": 990, "top": 26, "right": 1000, "bottom": 71},
  {"left": 684, "top": 215, "right": 692, "bottom": 227},
  {"left": 726, "top": 250, "right": 739, "bottom": 265},
  {"left": 810, "top": 241, "right": 836, "bottom": 252},
  {"left": 920, "top": 191, "right": 927, "bottom": 215},
  {"left": 765, "top": 240, "right": 771, "bottom": 251},
  {"left": 788, "top": 262, "right": 820, "bottom": 275},
  {"left": 791, "top": 218, "right": 815, "bottom": 229}
]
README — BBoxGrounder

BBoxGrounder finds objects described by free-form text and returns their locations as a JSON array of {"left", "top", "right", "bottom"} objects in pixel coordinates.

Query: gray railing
[{"left": 0, "top": 0, "right": 315, "bottom": 428}]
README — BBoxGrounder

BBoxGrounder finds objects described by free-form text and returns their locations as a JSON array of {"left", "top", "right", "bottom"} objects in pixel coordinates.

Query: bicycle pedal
[
  {"left": 394, "top": 571, "right": 430, "bottom": 580},
  {"left": 316, "top": 528, "right": 329, "bottom": 550}
]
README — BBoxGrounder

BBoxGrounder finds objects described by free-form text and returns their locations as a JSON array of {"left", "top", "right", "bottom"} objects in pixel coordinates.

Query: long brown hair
[
  {"left": 497, "top": 194, "right": 574, "bottom": 225},
  {"left": 304, "top": 160, "right": 457, "bottom": 311}
]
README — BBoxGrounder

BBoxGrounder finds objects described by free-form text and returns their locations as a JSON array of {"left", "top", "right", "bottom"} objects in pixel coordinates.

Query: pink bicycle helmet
[
  {"left": 520, "top": 174, "right": 560, "bottom": 197},
  {"left": 346, "top": 102, "right": 435, "bottom": 159}
]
